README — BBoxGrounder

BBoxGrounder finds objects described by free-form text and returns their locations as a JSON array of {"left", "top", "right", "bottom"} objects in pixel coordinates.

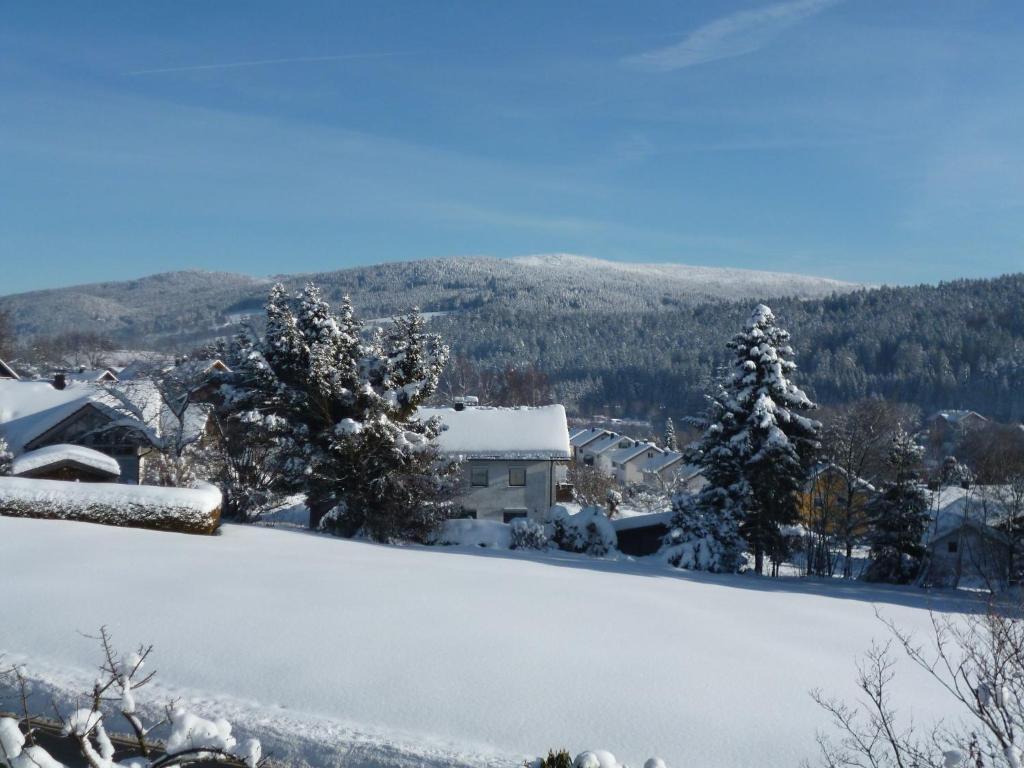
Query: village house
[
  {"left": 641, "top": 452, "right": 706, "bottom": 492},
  {"left": 925, "top": 409, "right": 989, "bottom": 455},
  {"left": 420, "top": 404, "right": 571, "bottom": 522},
  {"left": 0, "top": 369, "right": 217, "bottom": 485},
  {"left": 569, "top": 427, "right": 616, "bottom": 463},
  {"left": 606, "top": 441, "right": 663, "bottom": 485}
]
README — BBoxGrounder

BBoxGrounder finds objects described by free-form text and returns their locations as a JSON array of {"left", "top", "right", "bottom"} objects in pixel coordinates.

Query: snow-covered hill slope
[
  {"left": 0, "top": 517, "right": 975, "bottom": 768},
  {"left": 0, "top": 255, "right": 858, "bottom": 345}
]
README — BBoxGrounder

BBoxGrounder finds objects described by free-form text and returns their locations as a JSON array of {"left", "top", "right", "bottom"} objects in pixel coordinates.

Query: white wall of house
[
  {"left": 613, "top": 447, "right": 662, "bottom": 485},
  {"left": 455, "top": 459, "right": 566, "bottom": 522}
]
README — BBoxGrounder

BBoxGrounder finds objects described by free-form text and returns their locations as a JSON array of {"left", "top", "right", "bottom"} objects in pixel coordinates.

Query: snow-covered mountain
[{"left": 0, "top": 254, "right": 857, "bottom": 345}]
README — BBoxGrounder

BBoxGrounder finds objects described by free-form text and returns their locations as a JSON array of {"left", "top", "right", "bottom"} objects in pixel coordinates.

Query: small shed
[
  {"left": 11, "top": 444, "right": 122, "bottom": 483},
  {"left": 613, "top": 511, "right": 673, "bottom": 556}
]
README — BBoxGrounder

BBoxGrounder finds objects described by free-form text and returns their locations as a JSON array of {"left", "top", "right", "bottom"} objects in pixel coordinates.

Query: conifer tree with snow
[
  {"left": 667, "top": 304, "right": 819, "bottom": 574},
  {"left": 221, "top": 283, "right": 457, "bottom": 540},
  {"left": 864, "top": 429, "right": 930, "bottom": 584},
  {"left": 663, "top": 417, "right": 678, "bottom": 451},
  {"left": 0, "top": 437, "right": 12, "bottom": 475}
]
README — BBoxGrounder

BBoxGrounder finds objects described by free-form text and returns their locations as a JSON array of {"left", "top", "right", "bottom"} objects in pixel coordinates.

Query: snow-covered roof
[
  {"left": 581, "top": 432, "right": 631, "bottom": 456},
  {"left": 0, "top": 379, "right": 165, "bottom": 454},
  {"left": 11, "top": 444, "right": 121, "bottom": 478},
  {"left": 642, "top": 451, "right": 686, "bottom": 474},
  {"left": 0, "top": 380, "right": 96, "bottom": 453},
  {"left": 65, "top": 368, "right": 119, "bottom": 384},
  {"left": 806, "top": 462, "right": 876, "bottom": 492},
  {"left": 419, "top": 405, "right": 570, "bottom": 460},
  {"left": 611, "top": 510, "right": 673, "bottom": 532},
  {"left": 569, "top": 427, "right": 616, "bottom": 448},
  {"left": 930, "top": 410, "right": 987, "bottom": 425},
  {"left": 607, "top": 442, "right": 662, "bottom": 466}
]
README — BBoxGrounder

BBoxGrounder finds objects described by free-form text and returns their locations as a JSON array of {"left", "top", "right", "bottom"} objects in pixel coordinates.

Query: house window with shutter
[
  {"left": 470, "top": 466, "right": 489, "bottom": 487},
  {"left": 508, "top": 467, "right": 527, "bottom": 486}
]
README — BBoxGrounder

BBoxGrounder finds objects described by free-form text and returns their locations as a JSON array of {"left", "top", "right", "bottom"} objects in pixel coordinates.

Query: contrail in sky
[{"left": 127, "top": 51, "right": 412, "bottom": 76}]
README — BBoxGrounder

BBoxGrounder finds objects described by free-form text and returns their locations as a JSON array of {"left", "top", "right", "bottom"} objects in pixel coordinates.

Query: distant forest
[
  {"left": 430, "top": 274, "right": 1024, "bottom": 424},
  {"left": 3, "top": 261, "right": 1022, "bottom": 425}
]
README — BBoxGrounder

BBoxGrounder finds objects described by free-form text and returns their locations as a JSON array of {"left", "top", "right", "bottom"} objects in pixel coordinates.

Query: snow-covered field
[{"left": 0, "top": 517, "right": 981, "bottom": 768}]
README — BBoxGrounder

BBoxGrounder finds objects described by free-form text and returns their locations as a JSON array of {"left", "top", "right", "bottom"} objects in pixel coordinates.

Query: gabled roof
[
  {"left": 0, "top": 358, "right": 20, "bottom": 380},
  {"left": 569, "top": 427, "right": 616, "bottom": 449},
  {"left": 581, "top": 432, "right": 632, "bottom": 456},
  {"left": 419, "top": 405, "right": 570, "bottom": 460},
  {"left": 66, "top": 368, "right": 119, "bottom": 384},
  {"left": 643, "top": 451, "right": 686, "bottom": 474},
  {"left": 11, "top": 443, "right": 121, "bottom": 479},
  {"left": 930, "top": 410, "right": 988, "bottom": 425},
  {"left": 806, "top": 462, "right": 876, "bottom": 493},
  {"left": 607, "top": 442, "right": 662, "bottom": 466},
  {"left": 0, "top": 379, "right": 164, "bottom": 454}
]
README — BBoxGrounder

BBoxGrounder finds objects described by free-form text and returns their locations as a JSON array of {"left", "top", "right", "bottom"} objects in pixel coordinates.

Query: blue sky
[{"left": 2, "top": 1, "right": 1022, "bottom": 294}]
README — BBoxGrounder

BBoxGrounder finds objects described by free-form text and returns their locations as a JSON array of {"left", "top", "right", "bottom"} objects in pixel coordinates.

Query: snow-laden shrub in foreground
[
  {"left": 0, "top": 477, "right": 222, "bottom": 535},
  {"left": 529, "top": 748, "right": 667, "bottom": 768},
  {"left": 0, "top": 627, "right": 263, "bottom": 768}
]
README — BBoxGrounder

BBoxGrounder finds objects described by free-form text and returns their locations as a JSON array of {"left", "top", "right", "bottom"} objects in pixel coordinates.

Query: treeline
[{"left": 431, "top": 274, "right": 1024, "bottom": 422}]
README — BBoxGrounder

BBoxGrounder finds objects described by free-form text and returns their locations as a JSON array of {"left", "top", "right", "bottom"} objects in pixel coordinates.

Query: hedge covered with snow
[
  {"left": 435, "top": 506, "right": 618, "bottom": 556},
  {"left": 0, "top": 477, "right": 222, "bottom": 534}
]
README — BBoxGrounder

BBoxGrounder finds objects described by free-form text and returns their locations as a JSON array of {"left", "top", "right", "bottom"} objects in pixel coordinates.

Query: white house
[
  {"left": 569, "top": 427, "right": 615, "bottom": 463},
  {"left": 421, "top": 404, "right": 571, "bottom": 522},
  {"left": 641, "top": 452, "right": 706, "bottom": 492},
  {"left": 606, "top": 441, "right": 663, "bottom": 485}
]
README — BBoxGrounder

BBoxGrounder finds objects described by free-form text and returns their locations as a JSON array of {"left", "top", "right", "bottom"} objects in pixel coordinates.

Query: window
[
  {"left": 503, "top": 510, "right": 528, "bottom": 523},
  {"left": 458, "top": 509, "right": 478, "bottom": 520},
  {"left": 470, "top": 466, "right": 489, "bottom": 487},
  {"left": 947, "top": 540, "right": 959, "bottom": 554},
  {"left": 583, "top": 455, "right": 594, "bottom": 466},
  {"left": 508, "top": 467, "right": 527, "bottom": 486}
]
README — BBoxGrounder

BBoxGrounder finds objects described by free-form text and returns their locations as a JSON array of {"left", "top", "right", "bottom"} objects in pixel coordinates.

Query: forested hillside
[
  {"left": 0, "top": 255, "right": 854, "bottom": 342},
  {"left": 430, "top": 274, "right": 1024, "bottom": 423},
  {"left": 2, "top": 258, "right": 1021, "bottom": 423}
]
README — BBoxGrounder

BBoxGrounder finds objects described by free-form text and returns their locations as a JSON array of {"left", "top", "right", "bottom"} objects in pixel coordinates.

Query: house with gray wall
[{"left": 421, "top": 404, "right": 571, "bottom": 522}]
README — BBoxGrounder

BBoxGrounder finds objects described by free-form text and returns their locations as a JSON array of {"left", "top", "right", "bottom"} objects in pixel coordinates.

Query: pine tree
[
  {"left": 664, "top": 417, "right": 678, "bottom": 451},
  {"left": 221, "top": 283, "right": 457, "bottom": 540},
  {"left": 0, "top": 436, "right": 12, "bottom": 475},
  {"left": 669, "top": 304, "right": 819, "bottom": 574},
  {"left": 865, "top": 429, "right": 930, "bottom": 583}
]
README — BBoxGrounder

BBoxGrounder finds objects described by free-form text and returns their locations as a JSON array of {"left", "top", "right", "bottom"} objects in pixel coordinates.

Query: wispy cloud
[
  {"left": 126, "top": 51, "right": 411, "bottom": 76},
  {"left": 623, "top": 0, "right": 841, "bottom": 72}
]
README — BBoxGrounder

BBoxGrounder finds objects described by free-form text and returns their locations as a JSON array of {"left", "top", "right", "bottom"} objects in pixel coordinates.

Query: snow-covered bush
[
  {"left": 0, "top": 438, "right": 11, "bottom": 476},
  {"left": 549, "top": 506, "right": 617, "bottom": 557},
  {"left": 0, "top": 628, "right": 264, "bottom": 768},
  {"left": 0, "top": 477, "right": 222, "bottom": 534},
  {"left": 510, "top": 517, "right": 548, "bottom": 550},
  {"left": 663, "top": 493, "right": 743, "bottom": 573},
  {"left": 528, "top": 749, "right": 667, "bottom": 768}
]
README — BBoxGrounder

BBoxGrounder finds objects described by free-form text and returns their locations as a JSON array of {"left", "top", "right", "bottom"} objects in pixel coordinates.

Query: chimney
[{"left": 53, "top": 372, "right": 67, "bottom": 390}]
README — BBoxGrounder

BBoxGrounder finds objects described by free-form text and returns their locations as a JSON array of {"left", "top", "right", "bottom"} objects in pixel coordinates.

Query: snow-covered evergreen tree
[
  {"left": 0, "top": 437, "right": 12, "bottom": 475},
  {"left": 222, "top": 284, "right": 457, "bottom": 540},
  {"left": 865, "top": 429, "right": 930, "bottom": 583},
  {"left": 667, "top": 304, "right": 819, "bottom": 574},
  {"left": 663, "top": 417, "right": 678, "bottom": 451}
]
